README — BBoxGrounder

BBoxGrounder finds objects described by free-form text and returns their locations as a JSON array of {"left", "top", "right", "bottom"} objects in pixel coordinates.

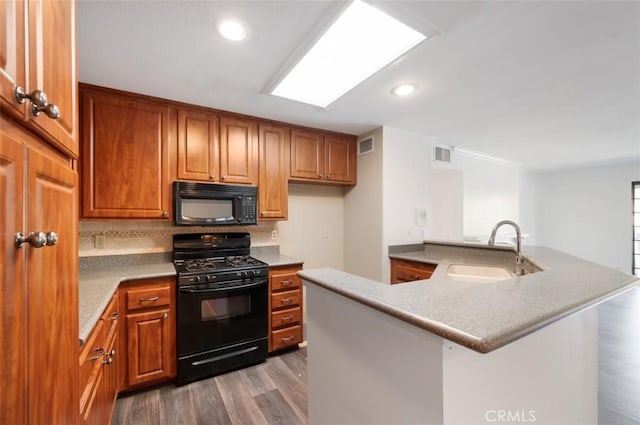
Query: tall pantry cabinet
[{"left": 1, "top": 0, "right": 80, "bottom": 424}]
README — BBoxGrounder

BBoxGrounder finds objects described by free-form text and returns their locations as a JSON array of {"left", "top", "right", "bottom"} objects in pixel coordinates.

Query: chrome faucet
[{"left": 488, "top": 220, "right": 524, "bottom": 276}]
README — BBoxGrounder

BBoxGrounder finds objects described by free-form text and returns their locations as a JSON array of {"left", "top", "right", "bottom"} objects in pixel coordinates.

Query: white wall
[
  {"left": 344, "top": 128, "right": 384, "bottom": 281},
  {"left": 455, "top": 152, "right": 522, "bottom": 240},
  {"left": 381, "top": 127, "right": 432, "bottom": 281},
  {"left": 431, "top": 169, "right": 464, "bottom": 241},
  {"left": 529, "top": 160, "right": 640, "bottom": 272},
  {"left": 279, "top": 183, "right": 345, "bottom": 270}
]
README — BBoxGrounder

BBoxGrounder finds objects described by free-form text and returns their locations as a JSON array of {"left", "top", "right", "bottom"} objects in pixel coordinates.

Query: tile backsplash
[{"left": 79, "top": 221, "right": 278, "bottom": 257}]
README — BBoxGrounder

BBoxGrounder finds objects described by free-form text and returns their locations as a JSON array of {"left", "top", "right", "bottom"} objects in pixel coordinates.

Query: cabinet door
[
  {"left": 27, "top": 0, "right": 78, "bottom": 156},
  {"left": 81, "top": 90, "right": 171, "bottom": 219},
  {"left": 289, "top": 130, "right": 323, "bottom": 181},
  {"left": 177, "top": 108, "right": 218, "bottom": 182},
  {"left": 0, "top": 0, "right": 26, "bottom": 119},
  {"left": 258, "top": 124, "right": 288, "bottom": 220},
  {"left": 325, "top": 134, "right": 356, "bottom": 184},
  {"left": 126, "top": 309, "right": 173, "bottom": 386},
  {"left": 26, "top": 147, "right": 79, "bottom": 425},
  {"left": 0, "top": 128, "right": 26, "bottom": 425},
  {"left": 103, "top": 329, "right": 118, "bottom": 425},
  {"left": 219, "top": 116, "right": 257, "bottom": 185}
]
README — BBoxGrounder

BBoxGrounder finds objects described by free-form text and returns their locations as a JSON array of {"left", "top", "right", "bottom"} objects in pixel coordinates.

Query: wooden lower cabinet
[
  {"left": 1, "top": 117, "right": 79, "bottom": 425},
  {"left": 268, "top": 264, "right": 304, "bottom": 352},
  {"left": 118, "top": 277, "right": 176, "bottom": 391},
  {"left": 390, "top": 258, "right": 437, "bottom": 284},
  {"left": 79, "top": 295, "right": 119, "bottom": 425}
]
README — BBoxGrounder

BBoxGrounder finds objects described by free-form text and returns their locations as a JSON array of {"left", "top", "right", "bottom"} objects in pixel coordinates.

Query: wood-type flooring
[{"left": 113, "top": 288, "right": 640, "bottom": 425}]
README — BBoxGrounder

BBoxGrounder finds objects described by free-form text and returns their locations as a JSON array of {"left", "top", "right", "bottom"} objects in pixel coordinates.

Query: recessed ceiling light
[
  {"left": 391, "top": 83, "right": 418, "bottom": 97},
  {"left": 218, "top": 19, "right": 247, "bottom": 41},
  {"left": 270, "top": 0, "right": 426, "bottom": 108}
]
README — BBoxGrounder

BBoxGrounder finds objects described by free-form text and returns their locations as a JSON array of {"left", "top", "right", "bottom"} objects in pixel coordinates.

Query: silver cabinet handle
[
  {"left": 15, "top": 231, "right": 58, "bottom": 248},
  {"left": 161, "top": 211, "right": 169, "bottom": 218},
  {"left": 14, "top": 87, "right": 60, "bottom": 119},
  {"left": 45, "top": 231, "right": 58, "bottom": 246},
  {"left": 102, "top": 356, "right": 113, "bottom": 365},
  {"left": 221, "top": 175, "right": 227, "bottom": 180},
  {"left": 139, "top": 296, "right": 159, "bottom": 302},
  {"left": 163, "top": 312, "right": 168, "bottom": 319},
  {"left": 108, "top": 312, "right": 119, "bottom": 321},
  {"left": 209, "top": 174, "right": 215, "bottom": 180},
  {"left": 280, "top": 279, "right": 293, "bottom": 287},
  {"left": 88, "top": 347, "right": 105, "bottom": 361},
  {"left": 15, "top": 232, "right": 46, "bottom": 248}
]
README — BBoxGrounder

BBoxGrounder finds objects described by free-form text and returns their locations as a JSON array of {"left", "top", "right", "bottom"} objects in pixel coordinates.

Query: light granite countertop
[
  {"left": 78, "top": 248, "right": 303, "bottom": 345},
  {"left": 299, "top": 241, "right": 639, "bottom": 353}
]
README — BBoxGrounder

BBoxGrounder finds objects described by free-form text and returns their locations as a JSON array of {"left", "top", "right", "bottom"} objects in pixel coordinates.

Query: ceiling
[{"left": 77, "top": 1, "right": 640, "bottom": 170}]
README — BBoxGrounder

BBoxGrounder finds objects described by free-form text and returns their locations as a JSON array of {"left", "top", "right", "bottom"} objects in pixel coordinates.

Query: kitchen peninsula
[{"left": 300, "top": 241, "right": 639, "bottom": 425}]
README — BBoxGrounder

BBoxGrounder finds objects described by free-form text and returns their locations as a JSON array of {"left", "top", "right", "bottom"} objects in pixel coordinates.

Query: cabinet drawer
[
  {"left": 271, "top": 289, "right": 301, "bottom": 309},
  {"left": 79, "top": 320, "right": 105, "bottom": 415},
  {"left": 390, "top": 259, "right": 437, "bottom": 284},
  {"left": 270, "top": 271, "right": 301, "bottom": 292},
  {"left": 124, "top": 285, "right": 171, "bottom": 311},
  {"left": 102, "top": 295, "right": 119, "bottom": 340},
  {"left": 271, "top": 325, "right": 302, "bottom": 351},
  {"left": 271, "top": 307, "right": 301, "bottom": 329},
  {"left": 394, "top": 265, "right": 434, "bottom": 281}
]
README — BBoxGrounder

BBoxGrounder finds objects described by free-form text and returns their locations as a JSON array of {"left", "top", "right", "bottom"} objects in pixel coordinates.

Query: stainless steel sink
[{"left": 446, "top": 264, "right": 514, "bottom": 283}]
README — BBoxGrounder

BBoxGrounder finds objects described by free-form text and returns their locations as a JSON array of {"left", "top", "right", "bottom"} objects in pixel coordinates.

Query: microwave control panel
[{"left": 240, "top": 196, "right": 257, "bottom": 223}]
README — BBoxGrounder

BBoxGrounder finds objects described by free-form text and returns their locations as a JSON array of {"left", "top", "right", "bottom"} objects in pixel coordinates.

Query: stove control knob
[
  {"left": 241, "top": 271, "right": 248, "bottom": 279},
  {"left": 194, "top": 276, "right": 201, "bottom": 284}
]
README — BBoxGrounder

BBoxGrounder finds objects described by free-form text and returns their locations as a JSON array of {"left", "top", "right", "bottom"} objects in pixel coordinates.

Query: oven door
[{"left": 177, "top": 278, "right": 268, "bottom": 357}]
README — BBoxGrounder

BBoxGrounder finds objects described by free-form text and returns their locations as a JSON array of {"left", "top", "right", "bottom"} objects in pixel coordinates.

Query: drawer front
[
  {"left": 270, "top": 270, "right": 301, "bottom": 292},
  {"left": 125, "top": 285, "right": 171, "bottom": 311},
  {"left": 271, "top": 325, "right": 302, "bottom": 351},
  {"left": 271, "top": 307, "right": 301, "bottom": 330},
  {"left": 395, "top": 264, "right": 433, "bottom": 281},
  {"left": 79, "top": 320, "right": 105, "bottom": 414},
  {"left": 271, "top": 289, "right": 301, "bottom": 309},
  {"left": 102, "top": 294, "right": 119, "bottom": 340}
]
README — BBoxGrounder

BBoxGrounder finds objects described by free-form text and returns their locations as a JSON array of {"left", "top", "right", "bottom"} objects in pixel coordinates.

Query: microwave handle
[{"left": 179, "top": 280, "right": 266, "bottom": 294}]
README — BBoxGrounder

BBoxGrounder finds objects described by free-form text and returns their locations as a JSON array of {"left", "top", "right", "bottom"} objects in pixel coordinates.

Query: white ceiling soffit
[{"left": 77, "top": 1, "right": 640, "bottom": 170}]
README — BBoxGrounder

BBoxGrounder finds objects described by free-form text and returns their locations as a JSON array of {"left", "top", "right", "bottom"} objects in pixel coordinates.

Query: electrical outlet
[
  {"left": 271, "top": 230, "right": 278, "bottom": 240},
  {"left": 94, "top": 234, "right": 106, "bottom": 249}
]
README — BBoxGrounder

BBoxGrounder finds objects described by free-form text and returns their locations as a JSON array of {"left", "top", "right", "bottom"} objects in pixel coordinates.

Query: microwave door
[{"left": 178, "top": 197, "right": 237, "bottom": 225}]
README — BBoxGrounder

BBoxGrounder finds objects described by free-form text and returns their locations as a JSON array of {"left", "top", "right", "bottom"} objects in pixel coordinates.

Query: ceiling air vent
[
  {"left": 358, "top": 136, "right": 374, "bottom": 156},
  {"left": 434, "top": 146, "right": 451, "bottom": 163}
]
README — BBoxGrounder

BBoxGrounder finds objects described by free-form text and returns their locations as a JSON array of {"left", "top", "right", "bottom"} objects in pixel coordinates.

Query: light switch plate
[{"left": 415, "top": 208, "right": 428, "bottom": 227}]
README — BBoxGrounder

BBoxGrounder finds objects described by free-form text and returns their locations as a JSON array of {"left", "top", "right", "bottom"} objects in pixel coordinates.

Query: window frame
[{"left": 633, "top": 181, "right": 640, "bottom": 277}]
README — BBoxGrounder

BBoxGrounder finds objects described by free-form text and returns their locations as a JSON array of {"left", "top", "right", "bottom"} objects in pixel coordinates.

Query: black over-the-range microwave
[{"left": 173, "top": 181, "right": 258, "bottom": 226}]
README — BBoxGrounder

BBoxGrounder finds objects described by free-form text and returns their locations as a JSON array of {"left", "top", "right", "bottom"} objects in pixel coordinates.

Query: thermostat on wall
[{"left": 415, "top": 208, "right": 428, "bottom": 227}]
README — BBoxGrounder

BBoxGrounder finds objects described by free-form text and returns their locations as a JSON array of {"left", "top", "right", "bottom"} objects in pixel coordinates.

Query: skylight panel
[{"left": 270, "top": 0, "right": 426, "bottom": 108}]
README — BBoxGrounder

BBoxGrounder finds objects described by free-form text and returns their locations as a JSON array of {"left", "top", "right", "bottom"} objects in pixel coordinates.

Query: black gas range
[{"left": 173, "top": 233, "right": 268, "bottom": 385}]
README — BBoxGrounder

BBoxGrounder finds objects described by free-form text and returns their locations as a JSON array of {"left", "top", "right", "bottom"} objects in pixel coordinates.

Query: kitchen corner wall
[
  {"left": 523, "top": 159, "right": 640, "bottom": 273},
  {"left": 344, "top": 126, "right": 433, "bottom": 283},
  {"left": 78, "top": 221, "right": 277, "bottom": 257}
]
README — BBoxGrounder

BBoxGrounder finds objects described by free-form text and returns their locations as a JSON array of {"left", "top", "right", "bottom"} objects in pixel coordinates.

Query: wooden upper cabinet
[
  {"left": 258, "top": 124, "right": 288, "bottom": 220},
  {"left": 177, "top": 108, "right": 218, "bottom": 182},
  {"left": 80, "top": 87, "right": 172, "bottom": 219},
  {"left": 289, "top": 130, "right": 323, "bottom": 181},
  {"left": 27, "top": 0, "right": 78, "bottom": 156},
  {"left": 0, "top": 0, "right": 26, "bottom": 119},
  {"left": 290, "top": 130, "right": 356, "bottom": 185},
  {"left": 0, "top": 0, "right": 78, "bottom": 157},
  {"left": 219, "top": 116, "right": 258, "bottom": 185},
  {"left": 325, "top": 134, "right": 356, "bottom": 184}
]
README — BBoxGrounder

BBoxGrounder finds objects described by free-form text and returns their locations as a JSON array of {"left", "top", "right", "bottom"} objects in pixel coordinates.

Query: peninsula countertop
[{"left": 299, "top": 241, "right": 639, "bottom": 353}]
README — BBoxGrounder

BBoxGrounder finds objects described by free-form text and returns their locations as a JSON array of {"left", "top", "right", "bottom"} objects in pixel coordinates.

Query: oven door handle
[{"left": 179, "top": 280, "right": 266, "bottom": 293}]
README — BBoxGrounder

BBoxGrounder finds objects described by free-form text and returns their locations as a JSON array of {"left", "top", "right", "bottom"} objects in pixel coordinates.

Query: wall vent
[
  {"left": 358, "top": 136, "right": 374, "bottom": 156},
  {"left": 434, "top": 146, "right": 452, "bottom": 163}
]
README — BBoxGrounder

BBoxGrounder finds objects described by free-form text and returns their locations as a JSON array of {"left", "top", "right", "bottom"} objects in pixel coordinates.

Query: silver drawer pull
[
  {"left": 281, "top": 336, "right": 294, "bottom": 342},
  {"left": 88, "top": 348, "right": 105, "bottom": 361},
  {"left": 139, "top": 296, "right": 159, "bottom": 302},
  {"left": 280, "top": 315, "right": 294, "bottom": 322},
  {"left": 108, "top": 312, "right": 119, "bottom": 320},
  {"left": 280, "top": 280, "right": 293, "bottom": 287},
  {"left": 280, "top": 297, "right": 293, "bottom": 304}
]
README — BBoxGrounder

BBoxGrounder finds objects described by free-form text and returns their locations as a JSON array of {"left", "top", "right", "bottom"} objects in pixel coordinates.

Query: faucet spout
[{"left": 488, "top": 220, "right": 524, "bottom": 276}]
